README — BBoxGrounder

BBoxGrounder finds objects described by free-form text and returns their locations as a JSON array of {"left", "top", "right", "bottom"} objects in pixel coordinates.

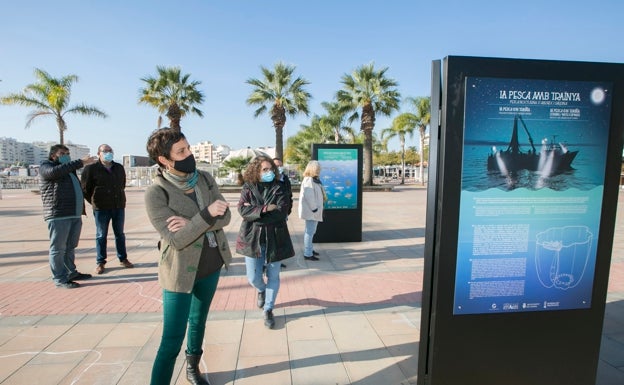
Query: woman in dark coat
[{"left": 236, "top": 156, "right": 294, "bottom": 329}]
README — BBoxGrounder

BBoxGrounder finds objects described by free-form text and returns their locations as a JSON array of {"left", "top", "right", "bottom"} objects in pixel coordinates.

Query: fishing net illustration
[{"left": 535, "top": 226, "right": 592, "bottom": 290}]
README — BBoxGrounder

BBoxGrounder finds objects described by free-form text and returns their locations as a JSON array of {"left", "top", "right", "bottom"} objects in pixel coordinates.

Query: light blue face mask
[
  {"left": 261, "top": 171, "right": 275, "bottom": 182},
  {"left": 278, "top": 167, "right": 284, "bottom": 174},
  {"left": 102, "top": 152, "right": 114, "bottom": 162},
  {"left": 59, "top": 154, "right": 71, "bottom": 164}
]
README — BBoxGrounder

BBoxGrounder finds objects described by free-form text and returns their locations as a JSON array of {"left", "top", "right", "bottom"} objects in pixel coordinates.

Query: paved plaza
[{"left": 0, "top": 185, "right": 622, "bottom": 384}]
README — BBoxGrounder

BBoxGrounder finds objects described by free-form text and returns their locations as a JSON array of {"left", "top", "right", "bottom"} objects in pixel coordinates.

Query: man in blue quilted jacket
[{"left": 39, "top": 144, "right": 96, "bottom": 288}]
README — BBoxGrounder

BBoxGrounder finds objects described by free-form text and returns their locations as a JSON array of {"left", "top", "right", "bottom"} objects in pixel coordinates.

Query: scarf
[
  {"left": 161, "top": 169, "right": 198, "bottom": 191},
  {"left": 162, "top": 169, "right": 217, "bottom": 246}
]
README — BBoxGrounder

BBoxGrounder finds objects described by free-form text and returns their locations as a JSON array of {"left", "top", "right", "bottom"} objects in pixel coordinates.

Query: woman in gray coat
[{"left": 145, "top": 128, "right": 231, "bottom": 385}]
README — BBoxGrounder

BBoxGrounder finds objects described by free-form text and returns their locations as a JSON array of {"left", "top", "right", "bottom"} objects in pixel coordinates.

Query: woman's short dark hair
[
  {"left": 242, "top": 155, "right": 277, "bottom": 184},
  {"left": 146, "top": 128, "right": 186, "bottom": 166}
]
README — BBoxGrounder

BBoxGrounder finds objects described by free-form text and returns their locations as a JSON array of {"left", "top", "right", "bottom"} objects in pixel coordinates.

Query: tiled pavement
[{"left": 0, "top": 185, "right": 622, "bottom": 385}]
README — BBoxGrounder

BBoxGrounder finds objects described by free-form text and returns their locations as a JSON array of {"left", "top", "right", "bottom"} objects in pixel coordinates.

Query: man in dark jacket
[
  {"left": 40, "top": 144, "right": 96, "bottom": 288},
  {"left": 272, "top": 158, "right": 293, "bottom": 215},
  {"left": 273, "top": 157, "right": 293, "bottom": 268},
  {"left": 81, "top": 144, "right": 134, "bottom": 274}
]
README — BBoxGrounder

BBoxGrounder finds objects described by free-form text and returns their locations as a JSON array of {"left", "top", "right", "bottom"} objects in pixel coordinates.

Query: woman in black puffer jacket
[{"left": 236, "top": 155, "right": 294, "bottom": 329}]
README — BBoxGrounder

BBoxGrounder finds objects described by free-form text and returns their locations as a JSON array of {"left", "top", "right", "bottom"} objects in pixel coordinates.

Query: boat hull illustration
[{"left": 487, "top": 115, "right": 578, "bottom": 176}]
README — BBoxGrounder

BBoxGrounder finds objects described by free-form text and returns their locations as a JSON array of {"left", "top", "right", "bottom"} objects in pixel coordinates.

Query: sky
[{"left": 1, "top": 0, "right": 623, "bottom": 160}]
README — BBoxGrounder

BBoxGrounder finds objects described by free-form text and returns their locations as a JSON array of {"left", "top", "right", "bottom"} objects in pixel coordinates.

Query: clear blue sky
[{"left": 1, "top": 0, "right": 623, "bottom": 159}]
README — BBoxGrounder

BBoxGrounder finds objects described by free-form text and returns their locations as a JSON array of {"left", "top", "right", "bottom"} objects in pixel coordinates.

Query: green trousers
[{"left": 150, "top": 269, "right": 221, "bottom": 385}]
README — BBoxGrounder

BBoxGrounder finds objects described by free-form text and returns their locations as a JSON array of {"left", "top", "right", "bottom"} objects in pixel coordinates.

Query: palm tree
[
  {"left": 222, "top": 156, "right": 252, "bottom": 185},
  {"left": 381, "top": 113, "right": 416, "bottom": 184},
  {"left": 284, "top": 116, "right": 332, "bottom": 171},
  {"left": 246, "top": 62, "right": 311, "bottom": 160},
  {"left": 320, "top": 100, "right": 356, "bottom": 143},
  {"left": 300, "top": 115, "right": 336, "bottom": 145},
  {"left": 336, "top": 63, "right": 401, "bottom": 185},
  {"left": 285, "top": 129, "right": 315, "bottom": 171},
  {"left": 406, "top": 97, "right": 431, "bottom": 185},
  {"left": 138, "top": 66, "right": 204, "bottom": 131},
  {"left": 0, "top": 68, "right": 107, "bottom": 144}
]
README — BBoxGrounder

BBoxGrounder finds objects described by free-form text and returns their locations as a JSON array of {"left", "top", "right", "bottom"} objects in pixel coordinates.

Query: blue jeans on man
[
  {"left": 94, "top": 208, "right": 127, "bottom": 265},
  {"left": 47, "top": 217, "right": 81, "bottom": 285}
]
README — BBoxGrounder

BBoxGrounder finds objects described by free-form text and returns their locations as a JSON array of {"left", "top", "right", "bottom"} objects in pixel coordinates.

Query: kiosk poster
[
  {"left": 317, "top": 148, "right": 358, "bottom": 209},
  {"left": 453, "top": 77, "right": 613, "bottom": 315}
]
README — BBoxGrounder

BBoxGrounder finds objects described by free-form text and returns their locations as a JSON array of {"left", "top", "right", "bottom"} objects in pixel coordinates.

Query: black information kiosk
[
  {"left": 311, "top": 143, "right": 363, "bottom": 243},
  {"left": 418, "top": 56, "right": 624, "bottom": 385}
]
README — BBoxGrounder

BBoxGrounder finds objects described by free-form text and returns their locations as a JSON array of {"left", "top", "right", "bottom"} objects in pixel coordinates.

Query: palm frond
[
  {"left": 246, "top": 62, "right": 311, "bottom": 160},
  {"left": 1, "top": 68, "right": 106, "bottom": 143},
  {"left": 138, "top": 66, "right": 204, "bottom": 128}
]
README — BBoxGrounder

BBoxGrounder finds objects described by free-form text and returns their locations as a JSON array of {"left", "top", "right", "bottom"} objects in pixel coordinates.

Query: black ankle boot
[{"left": 185, "top": 351, "right": 210, "bottom": 385}]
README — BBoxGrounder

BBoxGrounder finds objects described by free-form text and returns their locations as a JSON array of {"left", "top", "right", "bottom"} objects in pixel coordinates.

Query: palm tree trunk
[
  {"left": 271, "top": 105, "right": 287, "bottom": 160},
  {"left": 419, "top": 126, "right": 426, "bottom": 185},
  {"left": 170, "top": 119, "right": 181, "bottom": 132},
  {"left": 168, "top": 103, "right": 182, "bottom": 132},
  {"left": 400, "top": 138, "right": 405, "bottom": 185},
  {"left": 57, "top": 117, "right": 66, "bottom": 145},
  {"left": 361, "top": 104, "right": 376, "bottom": 186},
  {"left": 362, "top": 128, "right": 373, "bottom": 185},
  {"left": 274, "top": 125, "right": 284, "bottom": 160}
]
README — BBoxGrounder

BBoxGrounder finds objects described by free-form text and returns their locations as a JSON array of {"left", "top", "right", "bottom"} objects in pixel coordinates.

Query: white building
[
  {"left": 214, "top": 145, "right": 231, "bottom": 164},
  {"left": 0, "top": 137, "right": 90, "bottom": 167},
  {"left": 31, "top": 142, "right": 52, "bottom": 164},
  {"left": 256, "top": 146, "right": 276, "bottom": 159},
  {"left": 0, "top": 137, "right": 22, "bottom": 168},
  {"left": 123, "top": 155, "right": 152, "bottom": 167},
  {"left": 191, "top": 141, "right": 231, "bottom": 164},
  {"left": 191, "top": 141, "right": 216, "bottom": 164}
]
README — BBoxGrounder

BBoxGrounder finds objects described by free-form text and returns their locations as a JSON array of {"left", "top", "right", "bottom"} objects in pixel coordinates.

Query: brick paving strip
[
  {"left": 0, "top": 271, "right": 422, "bottom": 316},
  {"left": 0, "top": 187, "right": 425, "bottom": 317}
]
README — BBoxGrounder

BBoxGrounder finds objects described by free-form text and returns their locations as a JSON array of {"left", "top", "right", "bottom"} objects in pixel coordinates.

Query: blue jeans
[
  {"left": 94, "top": 208, "right": 127, "bottom": 264},
  {"left": 150, "top": 269, "right": 221, "bottom": 385},
  {"left": 304, "top": 220, "right": 319, "bottom": 257},
  {"left": 47, "top": 218, "right": 81, "bottom": 285},
  {"left": 245, "top": 249, "right": 281, "bottom": 311}
]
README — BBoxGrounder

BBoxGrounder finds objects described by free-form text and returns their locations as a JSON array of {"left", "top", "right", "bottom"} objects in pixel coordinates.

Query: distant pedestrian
[
  {"left": 273, "top": 158, "right": 293, "bottom": 215},
  {"left": 145, "top": 128, "right": 232, "bottom": 385},
  {"left": 273, "top": 157, "right": 292, "bottom": 269},
  {"left": 39, "top": 144, "right": 96, "bottom": 288},
  {"left": 81, "top": 144, "right": 134, "bottom": 274},
  {"left": 236, "top": 156, "right": 294, "bottom": 329},
  {"left": 298, "top": 160, "right": 326, "bottom": 261}
]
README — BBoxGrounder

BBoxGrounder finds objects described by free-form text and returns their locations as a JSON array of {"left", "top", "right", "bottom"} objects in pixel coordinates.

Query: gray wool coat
[{"left": 144, "top": 171, "right": 232, "bottom": 293}]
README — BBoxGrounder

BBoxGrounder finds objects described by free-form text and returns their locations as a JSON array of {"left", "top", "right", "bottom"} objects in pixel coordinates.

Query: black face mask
[{"left": 173, "top": 154, "right": 196, "bottom": 174}]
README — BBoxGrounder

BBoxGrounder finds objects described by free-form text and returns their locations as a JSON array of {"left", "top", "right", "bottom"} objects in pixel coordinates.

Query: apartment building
[{"left": 0, "top": 138, "right": 90, "bottom": 168}]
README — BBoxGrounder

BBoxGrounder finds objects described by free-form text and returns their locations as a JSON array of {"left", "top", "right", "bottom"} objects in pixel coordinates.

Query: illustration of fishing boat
[{"left": 487, "top": 114, "right": 578, "bottom": 176}]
